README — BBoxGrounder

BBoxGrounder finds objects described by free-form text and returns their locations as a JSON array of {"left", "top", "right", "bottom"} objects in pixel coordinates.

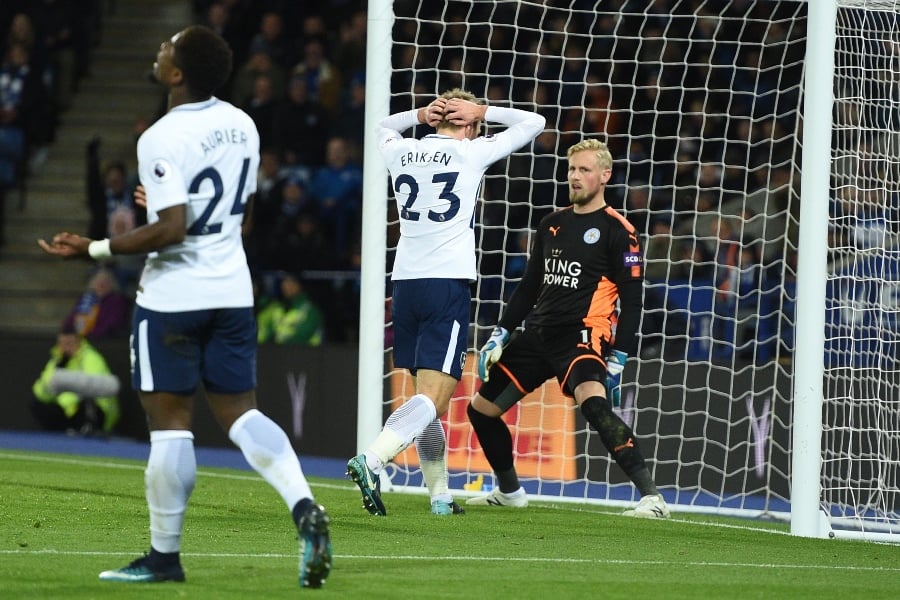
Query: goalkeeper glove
[
  {"left": 478, "top": 326, "right": 509, "bottom": 381},
  {"left": 605, "top": 349, "right": 628, "bottom": 408}
]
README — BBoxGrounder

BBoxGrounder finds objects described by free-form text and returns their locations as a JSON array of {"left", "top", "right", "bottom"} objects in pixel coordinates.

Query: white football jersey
[
  {"left": 135, "top": 97, "right": 258, "bottom": 311},
  {"left": 378, "top": 106, "right": 544, "bottom": 281}
]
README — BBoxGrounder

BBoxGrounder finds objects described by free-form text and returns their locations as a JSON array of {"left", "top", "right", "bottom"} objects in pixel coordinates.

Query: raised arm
[
  {"left": 459, "top": 102, "right": 546, "bottom": 167},
  {"left": 377, "top": 98, "right": 448, "bottom": 145},
  {"left": 443, "top": 98, "right": 545, "bottom": 146}
]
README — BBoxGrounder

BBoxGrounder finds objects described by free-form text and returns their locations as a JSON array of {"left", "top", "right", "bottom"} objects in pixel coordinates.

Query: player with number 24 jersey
[
  {"left": 38, "top": 25, "right": 332, "bottom": 588},
  {"left": 136, "top": 98, "right": 258, "bottom": 312}
]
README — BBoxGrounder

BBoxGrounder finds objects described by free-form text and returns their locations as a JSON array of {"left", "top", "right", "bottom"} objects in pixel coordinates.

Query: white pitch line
[
  {"left": 0, "top": 451, "right": 877, "bottom": 541},
  {"left": 1, "top": 548, "right": 898, "bottom": 573},
  {"left": 0, "top": 451, "right": 799, "bottom": 536}
]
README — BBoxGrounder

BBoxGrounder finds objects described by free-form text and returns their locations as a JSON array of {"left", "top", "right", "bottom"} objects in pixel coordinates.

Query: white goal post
[{"left": 357, "top": 0, "right": 900, "bottom": 543}]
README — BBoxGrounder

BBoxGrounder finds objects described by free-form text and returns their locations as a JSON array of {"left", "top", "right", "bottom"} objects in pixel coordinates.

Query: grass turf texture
[{"left": 1, "top": 449, "right": 897, "bottom": 599}]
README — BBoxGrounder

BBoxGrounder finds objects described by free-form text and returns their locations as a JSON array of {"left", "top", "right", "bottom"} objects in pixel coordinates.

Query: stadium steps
[{"left": 0, "top": 0, "right": 191, "bottom": 336}]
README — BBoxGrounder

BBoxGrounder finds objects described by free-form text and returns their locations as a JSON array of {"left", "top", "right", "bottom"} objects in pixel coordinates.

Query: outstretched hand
[{"left": 37, "top": 232, "right": 90, "bottom": 258}]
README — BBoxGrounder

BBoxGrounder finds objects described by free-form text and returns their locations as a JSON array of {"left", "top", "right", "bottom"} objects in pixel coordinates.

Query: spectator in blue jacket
[{"left": 309, "top": 135, "right": 362, "bottom": 260}]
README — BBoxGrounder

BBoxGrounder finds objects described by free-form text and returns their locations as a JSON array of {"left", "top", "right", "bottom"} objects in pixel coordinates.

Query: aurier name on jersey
[{"left": 200, "top": 128, "right": 250, "bottom": 155}]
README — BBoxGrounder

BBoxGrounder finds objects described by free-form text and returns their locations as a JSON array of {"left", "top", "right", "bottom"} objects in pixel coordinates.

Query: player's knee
[
  {"left": 469, "top": 395, "right": 503, "bottom": 419},
  {"left": 574, "top": 380, "right": 607, "bottom": 405}
]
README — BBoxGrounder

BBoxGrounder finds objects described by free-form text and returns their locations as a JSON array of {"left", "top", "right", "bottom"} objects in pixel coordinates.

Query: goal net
[
  {"left": 821, "top": 0, "right": 900, "bottom": 539},
  {"left": 358, "top": 0, "right": 899, "bottom": 539}
]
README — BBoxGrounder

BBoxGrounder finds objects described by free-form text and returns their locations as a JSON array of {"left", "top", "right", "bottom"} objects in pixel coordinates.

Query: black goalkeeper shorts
[{"left": 481, "top": 325, "right": 609, "bottom": 400}]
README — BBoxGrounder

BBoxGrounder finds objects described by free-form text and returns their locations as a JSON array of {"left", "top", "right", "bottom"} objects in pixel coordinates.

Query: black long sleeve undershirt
[
  {"left": 612, "top": 278, "right": 643, "bottom": 356},
  {"left": 498, "top": 247, "right": 543, "bottom": 332}
]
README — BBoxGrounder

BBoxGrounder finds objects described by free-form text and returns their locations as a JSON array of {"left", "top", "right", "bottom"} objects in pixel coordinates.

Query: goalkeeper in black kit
[{"left": 466, "top": 138, "right": 669, "bottom": 518}]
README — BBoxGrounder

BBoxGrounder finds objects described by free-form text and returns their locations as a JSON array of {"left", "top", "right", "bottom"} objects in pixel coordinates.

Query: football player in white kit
[
  {"left": 38, "top": 26, "right": 331, "bottom": 588},
  {"left": 346, "top": 89, "right": 545, "bottom": 515}
]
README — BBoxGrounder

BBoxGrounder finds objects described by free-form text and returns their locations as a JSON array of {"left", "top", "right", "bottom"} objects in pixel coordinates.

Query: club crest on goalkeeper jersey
[
  {"left": 526, "top": 205, "right": 643, "bottom": 339},
  {"left": 135, "top": 97, "right": 258, "bottom": 312},
  {"left": 377, "top": 107, "right": 544, "bottom": 282}
]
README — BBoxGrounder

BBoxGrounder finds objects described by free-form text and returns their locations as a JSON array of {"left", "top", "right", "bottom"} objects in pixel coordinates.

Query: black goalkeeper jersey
[{"left": 498, "top": 204, "right": 644, "bottom": 352}]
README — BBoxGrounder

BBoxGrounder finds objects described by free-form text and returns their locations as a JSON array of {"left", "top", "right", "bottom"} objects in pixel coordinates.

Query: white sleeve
[
  {"left": 484, "top": 106, "right": 546, "bottom": 148},
  {"left": 470, "top": 106, "right": 546, "bottom": 168},
  {"left": 377, "top": 109, "right": 421, "bottom": 147},
  {"left": 136, "top": 130, "right": 189, "bottom": 215}
]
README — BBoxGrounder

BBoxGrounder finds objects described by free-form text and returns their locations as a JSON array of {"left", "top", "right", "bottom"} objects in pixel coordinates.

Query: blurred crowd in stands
[
  {"left": 3, "top": 1, "right": 368, "bottom": 346},
  {"left": 192, "top": 0, "right": 368, "bottom": 344},
  {"left": 391, "top": 0, "right": 812, "bottom": 362},
  {"left": 13, "top": 0, "right": 879, "bottom": 365},
  {"left": 0, "top": 0, "right": 103, "bottom": 249}
]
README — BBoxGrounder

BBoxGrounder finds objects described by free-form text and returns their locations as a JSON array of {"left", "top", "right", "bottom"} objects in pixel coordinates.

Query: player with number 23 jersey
[{"left": 379, "top": 103, "right": 545, "bottom": 282}]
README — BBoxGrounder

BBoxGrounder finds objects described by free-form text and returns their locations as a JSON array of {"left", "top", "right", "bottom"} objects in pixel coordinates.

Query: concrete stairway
[{"left": 0, "top": 0, "right": 192, "bottom": 336}]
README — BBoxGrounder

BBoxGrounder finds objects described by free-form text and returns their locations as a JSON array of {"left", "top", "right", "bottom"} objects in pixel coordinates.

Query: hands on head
[
  {"left": 423, "top": 98, "right": 447, "bottom": 127},
  {"left": 443, "top": 98, "right": 485, "bottom": 126},
  {"left": 422, "top": 97, "right": 485, "bottom": 128}
]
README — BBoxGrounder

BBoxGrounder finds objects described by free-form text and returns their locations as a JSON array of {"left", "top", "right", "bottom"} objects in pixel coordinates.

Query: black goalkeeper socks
[
  {"left": 631, "top": 467, "right": 659, "bottom": 497},
  {"left": 494, "top": 467, "right": 522, "bottom": 494},
  {"left": 467, "top": 403, "right": 515, "bottom": 473},
  {"left": 581, "top": 396, "right": 648, "bottom": 478}
]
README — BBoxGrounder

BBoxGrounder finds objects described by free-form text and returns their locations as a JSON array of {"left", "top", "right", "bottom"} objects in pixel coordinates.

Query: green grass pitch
[{"left": 1, "top": 449, "right": 897, "bottom": 599}]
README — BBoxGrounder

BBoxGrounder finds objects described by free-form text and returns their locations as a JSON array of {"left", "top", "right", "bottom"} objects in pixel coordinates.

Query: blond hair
[
  {"left": 567, "top": 139, "right": 613, "bottom": 170},
  {"left": 437, "top": 87, "right": 481, "bottom": 131}
]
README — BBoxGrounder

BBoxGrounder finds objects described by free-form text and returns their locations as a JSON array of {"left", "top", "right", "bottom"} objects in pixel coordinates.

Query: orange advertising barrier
[{"left": 389, "top": 351, "right": 578, "bottom": 481}]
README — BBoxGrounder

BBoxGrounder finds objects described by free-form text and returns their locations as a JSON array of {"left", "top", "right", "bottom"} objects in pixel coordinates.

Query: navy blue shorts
[
  {"left": 391, "top": 278, "right": 470, "bottom": 379},
  {"left": 131, "top": 305, "right": 257, "bottom": 394}
]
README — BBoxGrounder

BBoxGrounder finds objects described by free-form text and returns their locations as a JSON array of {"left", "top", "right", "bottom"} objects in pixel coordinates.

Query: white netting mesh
[
  {"left": 824, "top": 0, "right": 900, "bottom": 535},
  {"left": 374, "top": 0, "right": 898, "bottom": 533}
]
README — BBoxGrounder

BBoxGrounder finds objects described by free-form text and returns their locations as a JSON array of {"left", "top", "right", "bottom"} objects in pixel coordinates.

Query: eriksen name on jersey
[{"left": 399, "top": 151, "right": 453, "bottom": 167}]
